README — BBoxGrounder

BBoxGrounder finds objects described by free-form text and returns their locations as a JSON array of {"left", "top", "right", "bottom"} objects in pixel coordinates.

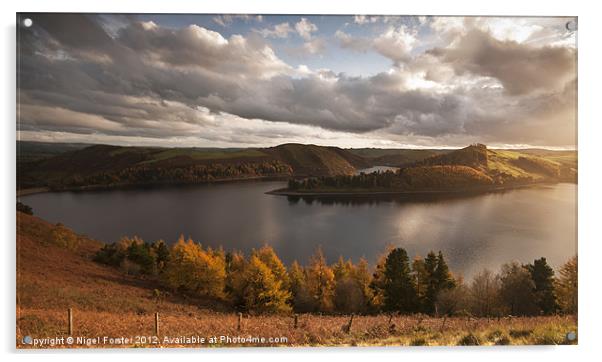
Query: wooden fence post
[
  {"left": 439, "top": 316, "right": 447, "bottom": 332},
  {"left": 345, "top": 314, "right": 354, "bottom": 334},
  {"left": 237, "top": 312, "right": 242, "bottom": 331},
  {"left": 68, "top": 308, "right": 73, "bottom": 335},
  {"left": 154, "top": 312, "right": 160, "bottom": 336},
  {"left": 294, "top": 314, "right": 298, "bottom": 329}
]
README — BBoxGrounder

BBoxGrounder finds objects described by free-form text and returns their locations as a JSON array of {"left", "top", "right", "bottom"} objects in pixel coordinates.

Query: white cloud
[
  {"left": 257, "top": 22, "right": 294, "bottom": 38},
  {"left": 336, "top": 26, "right": 417, "bottom": 62},
  {"left": 335, "top": 30, "right": 372, "bottom": 52},
  {"left": 373, "top": 25, "right": 417, "bottom": 62},
  {"left": 302, "top": 38, "right": 327, "bottom": 55},
  {"left": 353, "top": 15, "right": 380, "bottom": 25},
  {"left": 295, "top": 18, "right": 318, "bottom": 40},
  {"left": 212, "top": 14, "right": 263, "bottom": 27}
]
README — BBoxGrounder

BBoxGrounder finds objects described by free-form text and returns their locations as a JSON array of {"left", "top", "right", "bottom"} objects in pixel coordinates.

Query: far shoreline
[
  {"left": 17, "top": 175, "right": 291, "bottom": 197},
  {"left": 17, "top": 178, "right": 577, "bottom": 199},
  {"left": 265, "top": 181, "right": 576, "bottom": 198}
]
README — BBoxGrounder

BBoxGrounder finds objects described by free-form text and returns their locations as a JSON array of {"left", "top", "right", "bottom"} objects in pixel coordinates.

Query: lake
[{"left": 19, "top": 181, "right": 577, "bottom": 279}]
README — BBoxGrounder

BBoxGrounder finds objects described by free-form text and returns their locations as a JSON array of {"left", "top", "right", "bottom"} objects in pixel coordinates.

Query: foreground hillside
[
  {"left": 17, "top": 212, "right": 576, "bottom": 348},
  {"left": 17, "top": 142, "right": 366, "bottom": 191}
]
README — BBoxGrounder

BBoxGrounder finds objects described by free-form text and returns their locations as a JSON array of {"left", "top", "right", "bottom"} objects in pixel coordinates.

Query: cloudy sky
[{"left": 17, "top": 14, "right": 577, "bottom": 149}]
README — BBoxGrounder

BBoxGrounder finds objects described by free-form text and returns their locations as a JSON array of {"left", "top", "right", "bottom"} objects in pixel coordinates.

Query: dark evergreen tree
[
  {"left": 383, "top": 248, "right": 418, "bottom": 313},
  {"left": 435, "top": 251, "right": 456, "bottom": 290},
  {"left": 412, "top": 257, "right": 428, "bottom": 312},
  {"left": 126, "top": 242, "right": 157, "bottom": 275},
  {"left": 153, "top": 240, "right": 170, "bottom": 271},
  {"left": 17, "top": 202, "right": 33, "bottom": 215},
  {"left": 423, "top": 251, "right": 439, "bottom": 314},
  {"left": 499, "top": 262, "right": 539, "bottom": 316},
  {"left": 93, "top": 242, "right": 126, "bottom": 267},
  {"left": 526, "top": 257, "right": 558, "bottom": 315}
]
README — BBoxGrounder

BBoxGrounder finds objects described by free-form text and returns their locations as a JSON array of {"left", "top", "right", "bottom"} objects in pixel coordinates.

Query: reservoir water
[{"left": 20, "top": 181, "right": 577, "bottom": 278}]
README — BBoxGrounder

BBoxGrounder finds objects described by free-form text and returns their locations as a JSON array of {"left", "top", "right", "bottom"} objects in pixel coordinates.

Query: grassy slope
[
  {"left": 17, "top": 212, "right": 576, "bottom": 348},
  {"left": 282, "top": 145, "right": 577, "bottom": 195},
  {"left": 348, "top": 148, "right": 451, "bottom": 167},
  {"left": 18, "top": 141, "right": 577, "bottom": 191},
  {"left": 394, "top": 145, "right": 575, "bottom": 185},
  {"left": 17, "top": 141, "right": 92, "bottom": 163},
  {"left": 265, "top": 143, "right": 369, "bottom": 177},
  {"left": 18, "top": 143, "right": 371, "bottom": 189}
]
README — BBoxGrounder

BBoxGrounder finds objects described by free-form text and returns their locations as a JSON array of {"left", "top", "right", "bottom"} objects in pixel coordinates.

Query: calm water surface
[{"left": 20, "top": 181, "right": 577, "bottom": 278}]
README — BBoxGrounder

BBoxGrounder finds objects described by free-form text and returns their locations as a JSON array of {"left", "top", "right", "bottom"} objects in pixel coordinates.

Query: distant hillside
[
  {"left": 412, "top": 144, "right": 489, "bottom": 170},
  {"left": 17, "top": 141, "right": 91, "bottom": 162},
  {"left": 264, "top": 143, "right": 370, "bottom": 177},
  {"left": 284, "top": 144, "right": 577, "bottom": 194},
  {"left": 17, "top": 143, "right": 368, "bottom": 190},
  {"left": 348, "top": 148, "right": 450, "bottom": 167}
]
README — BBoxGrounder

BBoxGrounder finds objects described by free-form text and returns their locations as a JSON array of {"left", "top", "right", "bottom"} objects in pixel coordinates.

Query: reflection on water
[
  {"left": 356, "top": 165, "right": 399, "bottom": 175},
  {"left": 20, "top": 181, "right": 577, "bottom": 279},
  {"left": 285, "top": 188, "right": 522, "bottom": 206}
]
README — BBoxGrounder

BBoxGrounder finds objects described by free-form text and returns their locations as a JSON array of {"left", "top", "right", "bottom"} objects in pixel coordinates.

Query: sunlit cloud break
[{"left": 17, "top": 14, "right": 577, "bottom": 149}]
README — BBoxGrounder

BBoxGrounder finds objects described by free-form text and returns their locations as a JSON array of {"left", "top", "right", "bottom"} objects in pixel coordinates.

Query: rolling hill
[
  {"left": 17, "top": 142, "right": 369, "bottom": 191},
  {"left": 17, "top": 141, "right": 576, "bottom": 193},
  {"left": 283, "top": 144, "right": 577, "bottom": 194},
  {"left": 264, "top": 143, "right": 369, "bottom": 177},
  {"left": 348, "top": 148, "right": 450, "bottom": 167}
]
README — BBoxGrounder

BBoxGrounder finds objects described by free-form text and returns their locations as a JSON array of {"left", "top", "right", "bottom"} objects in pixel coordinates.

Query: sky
[{"left": 17, "top": 14, "right": 577, "bottom": 149}]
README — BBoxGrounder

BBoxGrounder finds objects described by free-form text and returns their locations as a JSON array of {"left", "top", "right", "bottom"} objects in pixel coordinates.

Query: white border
[{"left": 2, "top": 0, "right": 601, "bottom": 361}]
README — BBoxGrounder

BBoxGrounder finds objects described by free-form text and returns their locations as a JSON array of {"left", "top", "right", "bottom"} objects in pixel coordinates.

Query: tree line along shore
[{"left": 91, "top": 233, "right": 577, "bottom": 318}]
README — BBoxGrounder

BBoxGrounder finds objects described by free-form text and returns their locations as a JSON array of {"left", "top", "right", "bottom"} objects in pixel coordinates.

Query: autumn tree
[
  {"left": 51, "top": 223, "right": 79, "bottom": 250},
  {"left": 555, "top": 256, "right": 577, "bottom": 314},
  {"left": 351, "top": 258, "right": 374, "bottom": 312},
  {"left": 288, "top": 261, "right": 314, "bottom": 312},
  {"left": 334, "top": 277, "right": 366, "bottom": 313},
  {"left": 253, "top": 245, "right": 289, "bottom": 291},
  {"left": 163, "top": 235, "right": 226, "bottom": 299},
  {"left": 499, "top": 262, "right": 539, "bottom": 316},
  {"left": 332, "top": 256, "right": 353, "bottom": 280},
  {"left": 468, "top": 269, "right": 502, "bottom": 317},
  {"left": 225, "top": 250, "right": 248, "bottom": 308},
  {"left": 412, "top": 256, "right": 429, "bottom": 312},
  {"left": 382, "top": 248, "right": 418, "bottom": 313},
  {"left": 436, "top": 277, "right": 470, "bottom": 316},
  {"left": 306, "top": 247, "right": 335, "bottom": 312},
  {"left": 243, "top": 255, "right": 291, "bottom": 313},
  {"left": 526, "top": 257, "right": 558, "bottom": 315},
  {"left": 369, "top": 247, "right": 394, "bottom": 311},
  {"left": 333, "top": 257, "right": 368, "bottom": 313}
]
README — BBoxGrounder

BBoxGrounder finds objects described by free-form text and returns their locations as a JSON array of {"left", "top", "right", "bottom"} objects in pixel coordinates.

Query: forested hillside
[
  {"left": 17, "top": 142, "right": 577, "bottom": 193},
  {"left": 286, "top": 144, "right": 577, "bottom": 194},
  {"left": 17, "top": 142, "right": 366, "bottom": 191}
]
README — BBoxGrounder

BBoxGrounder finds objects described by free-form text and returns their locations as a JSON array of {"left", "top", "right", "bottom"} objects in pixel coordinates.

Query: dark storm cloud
[{"left": 18, "top": 14, "right": 577, "bottom": 147}]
